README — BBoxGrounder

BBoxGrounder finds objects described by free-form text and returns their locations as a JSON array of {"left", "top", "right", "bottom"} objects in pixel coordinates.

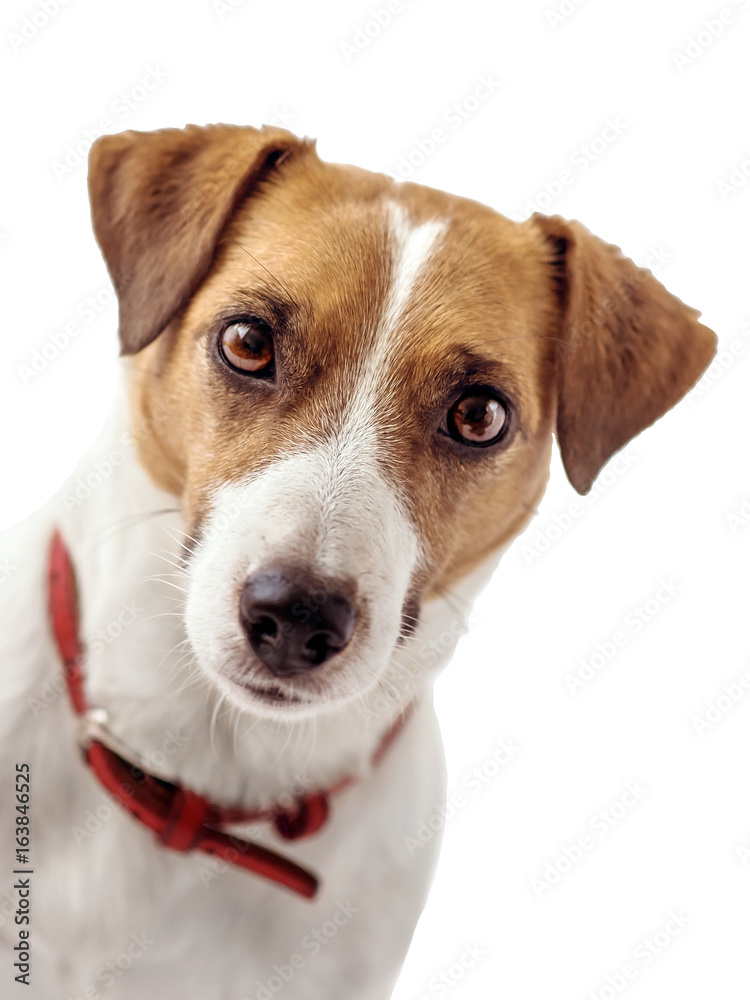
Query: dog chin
[
  {"left": 219, "top": 675, "right": 320, "bottom": 720},
  {"left": 199, "top": 652, "right": 392, "bottom": 722}
]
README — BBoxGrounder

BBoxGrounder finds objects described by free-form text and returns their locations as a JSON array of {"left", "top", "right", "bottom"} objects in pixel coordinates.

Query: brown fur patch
[
  {"left": 530, "top": 213, "right": 717, "bottom": 494},
  {"left": 88, "top": 124, "right": 716, "bottom": 604}
]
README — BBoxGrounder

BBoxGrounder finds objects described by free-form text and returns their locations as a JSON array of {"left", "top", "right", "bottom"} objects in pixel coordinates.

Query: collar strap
[{"left": 47, "top": 530, "right": 410, "bottom": 900}]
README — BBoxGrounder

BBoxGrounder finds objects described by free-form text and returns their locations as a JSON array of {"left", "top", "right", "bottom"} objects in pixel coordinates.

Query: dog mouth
[
  {"left": 185, "top": 544, "right": 423, "bottom": 716},
  {"left": 242, "top": 680, "right": 306, "bottom": 706},
  {"left": 213, "top": 589, "right": 423, "bottom": 713}
]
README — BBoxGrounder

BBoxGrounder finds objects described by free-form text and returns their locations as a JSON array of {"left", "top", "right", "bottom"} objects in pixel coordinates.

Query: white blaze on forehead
[
  {"left": 344, "top": 202, "right": 447, "bottom": 434},
  {"left": 384, "top": 202, "right": 447, "bottom": 329},
  {"left": 186, "top": 204, "right": 449, "bottom": 707}
]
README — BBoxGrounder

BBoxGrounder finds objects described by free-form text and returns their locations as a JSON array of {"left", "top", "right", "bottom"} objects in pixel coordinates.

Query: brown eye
[
  {"left": 448, "top": 390, "right": 508, "bottom": 446},
  {"left": 220, "top": 320, "right": 274, "bottom": 374}
]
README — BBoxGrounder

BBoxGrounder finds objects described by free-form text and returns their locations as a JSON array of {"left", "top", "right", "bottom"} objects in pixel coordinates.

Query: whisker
[
  {"left": 145, "top": 577, "right": 190, "bottom": 595},
  {"left": 232, "top": 244, "right": 296, "bottom": 306},
  {"left": 85, "top": 508, "right": 182, "bottom": 547},
  {"left": 161, "top": 523, "right": 201, "bottom": 548},
  {"left": 142, "top": 612, "right": 186, "bottom": 623}
]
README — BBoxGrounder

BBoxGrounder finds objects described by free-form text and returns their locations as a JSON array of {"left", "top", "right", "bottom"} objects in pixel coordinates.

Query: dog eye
[
  {"left": 448, "top": 390, "right": 508, "bottom": 446},
  {"left": 220, "top": 320, "right": 274, "bottom": 375}
]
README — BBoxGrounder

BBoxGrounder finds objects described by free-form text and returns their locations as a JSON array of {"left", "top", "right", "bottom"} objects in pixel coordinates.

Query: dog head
[{"left": 88, "top": 124, "right": 716, "bottom": 720}]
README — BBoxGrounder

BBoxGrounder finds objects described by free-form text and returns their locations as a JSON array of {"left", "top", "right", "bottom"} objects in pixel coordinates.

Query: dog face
[{"left": 88, "top": 124, "right": 715, "bottom": 719}]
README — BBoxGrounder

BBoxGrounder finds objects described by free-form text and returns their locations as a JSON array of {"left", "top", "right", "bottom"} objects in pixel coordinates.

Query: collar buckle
[{"left": 76, "top": 707, "right": 177, "bottom": 783}]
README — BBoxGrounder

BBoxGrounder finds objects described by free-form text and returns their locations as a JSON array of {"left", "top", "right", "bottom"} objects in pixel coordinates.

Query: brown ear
[
  {"left": 88, "top": 123, "right": 311, "bottom": 355},
  {"left": 532, "top": 213, "right": 717, "bottom": 495}
]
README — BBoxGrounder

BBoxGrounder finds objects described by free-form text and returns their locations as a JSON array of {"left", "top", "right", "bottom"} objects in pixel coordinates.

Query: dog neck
[{"left": 53, "top": 372, "right": 495, "bottom": 810}]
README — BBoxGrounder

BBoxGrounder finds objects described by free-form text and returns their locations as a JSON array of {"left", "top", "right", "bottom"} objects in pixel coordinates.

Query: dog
[{"left": 0, "top": 123, "right": 716, "bottom": 999}]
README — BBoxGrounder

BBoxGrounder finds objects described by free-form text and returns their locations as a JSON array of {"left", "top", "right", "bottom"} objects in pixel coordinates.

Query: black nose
[{"left": 239, "top": 567, "right": 357, "bottom": 677}]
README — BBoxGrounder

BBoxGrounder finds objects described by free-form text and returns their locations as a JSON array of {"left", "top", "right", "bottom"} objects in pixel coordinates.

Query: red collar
[{"left": 47, "top": 530, "right": 410, "bottom": 900}]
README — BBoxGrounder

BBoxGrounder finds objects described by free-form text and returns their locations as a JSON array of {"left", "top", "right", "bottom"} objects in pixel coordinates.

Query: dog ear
[
  {"left": 531, "top": 213, "right": 717, "bottom": 495},
  {"left": 88, "top": 124, "right": 311, "bottom": 355}
]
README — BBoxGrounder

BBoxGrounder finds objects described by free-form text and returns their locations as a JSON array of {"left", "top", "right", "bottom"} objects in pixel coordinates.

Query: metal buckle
[
  {"left": 77, "top": 707, "right": 116, "bottom": 751},
  {"left": 76, "top": 707, "right": 176, "bottom": 783}
]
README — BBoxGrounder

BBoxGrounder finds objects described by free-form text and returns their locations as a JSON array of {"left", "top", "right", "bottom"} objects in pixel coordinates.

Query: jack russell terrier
[{"left": 0, "top": 124, "right": 716, "bottom": 999}]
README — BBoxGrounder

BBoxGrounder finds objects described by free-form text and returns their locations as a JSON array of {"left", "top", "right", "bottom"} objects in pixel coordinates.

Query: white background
[{"left": 1, "top": 1, "right": 749, "bottom": 998}]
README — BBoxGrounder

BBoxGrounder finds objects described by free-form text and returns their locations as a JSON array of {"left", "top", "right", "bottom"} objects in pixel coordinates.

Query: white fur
[
  {"left": 0, "top": 209, "right": 498, "bottom": 999},
  {"left": 187, "top": 204, "right": 447, "bottom": 721},
  {"left": 341, "top": 204, "right": 445, "bottom": 459}
]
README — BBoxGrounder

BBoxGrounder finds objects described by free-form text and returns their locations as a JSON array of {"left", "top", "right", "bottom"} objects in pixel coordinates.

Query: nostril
[
  {"left": 248, "top": 616, "right": 283, "bottom": 664},
  {"left": 251, "top": 615, "right": 279, "bottom": 641},
  {"left": 239, "top": 567, "right": 357, "bottom": 677},
  {"left": 303, "top": 632, "right": 334, "bottom": 666}
]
